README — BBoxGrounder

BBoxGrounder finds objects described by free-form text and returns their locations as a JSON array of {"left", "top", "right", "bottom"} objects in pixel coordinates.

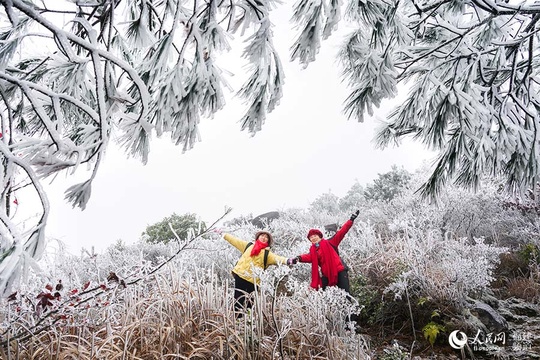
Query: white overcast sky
[{"left": 13, "top": 2, "right": 434, "bottom": 254}]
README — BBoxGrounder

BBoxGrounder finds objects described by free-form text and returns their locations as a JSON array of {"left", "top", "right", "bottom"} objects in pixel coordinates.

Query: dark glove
[
  {"left": 350, "top": 210, "right": 360, "bottom": 221},
  {"left": 287, "top": 256, "right": 300, "bottom": 265}
]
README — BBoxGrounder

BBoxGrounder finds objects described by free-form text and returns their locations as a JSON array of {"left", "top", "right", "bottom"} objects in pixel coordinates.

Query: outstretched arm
[
  {"left": 223, "top": 233, "right": 249, "bottom": 252},
  {"left": 297, "top": 253, "right": 312, "bottom": 263},
  {"left": 329, "top": 210, "right": 359, "bottom": 248},
  {"left": 267, "top": 252, "right": 288, "bottom": 266}
]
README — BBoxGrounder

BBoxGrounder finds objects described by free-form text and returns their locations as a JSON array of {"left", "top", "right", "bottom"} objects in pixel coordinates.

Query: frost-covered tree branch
[
  {"left": 0, "top": 0, "right": 284, "bottom": 297},
  {"left": 335, "top": 0, "right": 540, "bottom": 200}
]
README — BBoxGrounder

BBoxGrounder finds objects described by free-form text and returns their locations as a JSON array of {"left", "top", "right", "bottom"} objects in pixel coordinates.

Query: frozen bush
[{"left": 385, "top": 236, "right": 506, "bottom": 305}]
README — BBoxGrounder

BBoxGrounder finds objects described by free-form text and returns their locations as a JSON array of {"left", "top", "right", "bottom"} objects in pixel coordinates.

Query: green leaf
[{"left": 422, "top": 322, "right": 446, "bottom": 346}]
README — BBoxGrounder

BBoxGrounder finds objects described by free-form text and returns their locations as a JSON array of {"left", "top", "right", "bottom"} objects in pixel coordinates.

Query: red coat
[{"left": 298, "top": 219, "right": 353, "bottom": 277}]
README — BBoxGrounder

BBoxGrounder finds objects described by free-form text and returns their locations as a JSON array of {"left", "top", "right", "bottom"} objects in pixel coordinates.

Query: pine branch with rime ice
[
  {"left": 337, "top": 0, "right": 540, "bottom": 201},
  {"left": 238, "top": 17, "right": 284, "bottom": 135}
]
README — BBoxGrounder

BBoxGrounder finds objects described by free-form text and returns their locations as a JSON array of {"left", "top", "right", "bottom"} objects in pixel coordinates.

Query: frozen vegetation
[{"left": 2, "top": 168, "right": 539, "bottom": 358}]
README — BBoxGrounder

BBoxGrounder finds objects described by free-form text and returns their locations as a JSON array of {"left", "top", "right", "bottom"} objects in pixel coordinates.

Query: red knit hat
[{"left": 307, "top": 229, "right": 323, "bottom": 239}]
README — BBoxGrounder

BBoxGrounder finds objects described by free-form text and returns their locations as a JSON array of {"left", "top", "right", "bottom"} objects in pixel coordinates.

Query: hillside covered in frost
[{"left": 1, "top": 167, "right": 539, "bottom": 359}]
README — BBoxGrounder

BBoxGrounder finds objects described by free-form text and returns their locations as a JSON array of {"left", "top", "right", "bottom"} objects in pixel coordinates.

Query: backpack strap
[
  {"left": 263, "top": 249, "right": 269, "bottom": 269},
  {"left": 233, "top": 242, "right": 253, "bottom": 269},
  {"left": 243, "top": 242, "right": 269, "bottom": 269}
]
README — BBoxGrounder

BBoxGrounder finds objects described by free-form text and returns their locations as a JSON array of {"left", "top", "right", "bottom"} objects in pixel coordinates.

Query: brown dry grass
[
  {"left": 2, "top": 267, "right": 370, "bottom": 360},
  {"left": 504, "top": 277, "right": 540, "bottom": 302}
]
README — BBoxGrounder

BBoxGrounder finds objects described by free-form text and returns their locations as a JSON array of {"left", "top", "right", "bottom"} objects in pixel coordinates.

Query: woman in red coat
[{"left": 295, "top": 210, "right": 359, "bottom": 293}]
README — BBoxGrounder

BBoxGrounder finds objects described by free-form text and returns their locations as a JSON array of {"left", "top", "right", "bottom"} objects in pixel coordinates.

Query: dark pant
[
  {"left": 233, "top": 273, "right": 256, "bottom": 313},
  {"left": 321, "top": 269, "right": 351, "bottom": 294}
]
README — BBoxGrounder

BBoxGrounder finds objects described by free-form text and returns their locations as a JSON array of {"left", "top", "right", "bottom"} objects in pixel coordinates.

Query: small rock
[
  {"left": 505, "top": 301, "right": 540, "bottom": 317},
  {"left": 477, "top": 291, "right": 500, "bottom": 309},
  {"left": 470, "top": 301, "right": 508, "bottom": 333},
  {"left": 498, "top": 307, "right": 520, "bottom": 322}
]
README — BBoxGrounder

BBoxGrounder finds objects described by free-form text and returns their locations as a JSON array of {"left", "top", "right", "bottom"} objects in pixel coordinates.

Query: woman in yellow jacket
[{"left": 221, "top": 230, "right": 297, "bottom": 313}]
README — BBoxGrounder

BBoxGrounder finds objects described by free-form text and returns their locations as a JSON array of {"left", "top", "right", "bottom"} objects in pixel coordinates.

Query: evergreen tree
[
  {"left": 364, "top": 166, "right": 411, "bottom": 202},
  {"left": 339, "top": 180, "right": 364, "bottom": 211},
  {"left": 310, "top": 191, "right": 340, "bottom": 215},
  {"left": 142, "top": 213, "right": 206, "bottom": 244}
]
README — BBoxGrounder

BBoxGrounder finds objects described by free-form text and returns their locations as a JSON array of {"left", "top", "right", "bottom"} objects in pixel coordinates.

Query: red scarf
[
  {"left": 250, "top": 239, "right": 269, "bottom": 256},
  {"left": 310, "top": 240, "right": 341, "bottom": 289}
]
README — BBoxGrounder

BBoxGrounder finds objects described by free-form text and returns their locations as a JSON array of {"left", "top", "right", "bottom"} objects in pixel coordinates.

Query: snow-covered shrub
[
  {"left": 36, "top": 240, "right": 174, "bottom": 290},
  {"left": 384, "top": 234, "right": 506, "bottom": 305},
  {"left": 337, "top": 220, "right": 383, "bottom": 267}
]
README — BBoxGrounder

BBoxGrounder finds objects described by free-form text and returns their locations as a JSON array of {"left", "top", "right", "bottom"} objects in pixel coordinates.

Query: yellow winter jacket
[{"left": 224, "top": 233, "right": 287, "bottom": 285}]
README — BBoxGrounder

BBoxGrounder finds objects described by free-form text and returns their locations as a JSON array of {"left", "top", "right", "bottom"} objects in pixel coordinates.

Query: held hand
[
  {"left": 287, "top": 257, "right": 299, "bottom": 266},
  {"left": 350, "top": 210, "right": 360, "bottom": 221}
]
